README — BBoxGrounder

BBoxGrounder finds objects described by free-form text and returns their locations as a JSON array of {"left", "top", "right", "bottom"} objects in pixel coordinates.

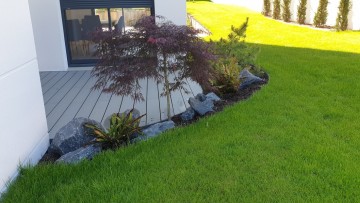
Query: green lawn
[{"left": 2, "top": 2, "right": 360, "bottom": 202}]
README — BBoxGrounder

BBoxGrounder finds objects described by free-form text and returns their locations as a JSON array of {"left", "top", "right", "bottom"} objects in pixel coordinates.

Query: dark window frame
[{"left": 60, "top": 0, "right": 154, "bottom": 67}]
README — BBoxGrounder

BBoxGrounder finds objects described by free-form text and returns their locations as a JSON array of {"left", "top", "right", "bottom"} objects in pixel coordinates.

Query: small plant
[
  {"left": 336, "top": 0, "right": 351, "bottom": 31},
  {"left": 297, "top": 0, "right": 307, "bottom": 24},
  {"left": 262, "top": 0, "right": 272, "bottom": 17},
  {"left": 282, "top": 0, "right": 292, "bottom": 22},
  {"left": 211, "top": 57, "right": 241, "bottom": 94},
  {"left": 273, "top": 0, "right": 281, "bottom": 20},
  {"left": 314, "top": 0, "right": 328, "bottom": 27},
  {"left": 84, "top": 110, "right": 145, "bottom": 150}
]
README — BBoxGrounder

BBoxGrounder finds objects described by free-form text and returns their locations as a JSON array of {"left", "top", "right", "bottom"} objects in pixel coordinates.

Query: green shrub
[
  {"left": 336, "top": 0, "right": 351, "bottom": 31},
  {"left": 282, "top": 0, "right": 292, "bottom": 22},
  {"left": 262, "top": 0, "right": 272, "bottom": 17},
  {"left": 297, "top": 0, "right": 307, "bottom": 24},
  {"left": 84, "top": 110, "right": 144, "bottom": 150},
  {"left": 273, "top": 0, "right": 281, "bottom": 19},
  {"left": 211, "top": 18, "right": 259, "bottom": 94},
  {"left": 314, "top": 0, "right": 328, "bottom": 27}
]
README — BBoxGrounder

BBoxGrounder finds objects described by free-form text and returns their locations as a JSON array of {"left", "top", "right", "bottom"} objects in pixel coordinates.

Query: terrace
[{"left": 39, "top": 70, "right": 202, "bottom": 138}]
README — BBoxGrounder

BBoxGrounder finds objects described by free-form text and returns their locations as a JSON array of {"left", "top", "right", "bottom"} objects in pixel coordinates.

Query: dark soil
[
  {"left": 172, "top": 75, "right": 269, "bottom": 126},
  {"left": 39, "top": 150, "right": 60, "bottom": 164}
]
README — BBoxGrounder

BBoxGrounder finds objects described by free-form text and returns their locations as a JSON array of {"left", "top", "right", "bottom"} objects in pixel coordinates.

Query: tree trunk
[{"left": 162, "top": 54, "right": 171, "bottom": 121}]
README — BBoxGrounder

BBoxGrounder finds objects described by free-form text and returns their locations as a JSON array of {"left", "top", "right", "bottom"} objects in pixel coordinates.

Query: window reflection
[{"left": 64, "top": 8, "right": 151, "bottom": 63}]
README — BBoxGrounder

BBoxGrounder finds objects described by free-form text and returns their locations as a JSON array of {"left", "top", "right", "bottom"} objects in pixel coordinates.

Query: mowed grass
[{"left": 2, "top": 2, "right": 360, "bottom": 202}]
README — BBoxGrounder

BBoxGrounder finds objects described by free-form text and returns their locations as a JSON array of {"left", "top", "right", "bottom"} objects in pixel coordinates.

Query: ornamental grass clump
[
  {"left": 84, "top": 110, "right": 144, "bottom": 150},
  {"left": 91, "top": 16, "right": 215, "bottom": 120},
  {"left": 314, "top": 0, "right": 329, "bottom": 27},
  {"left": 297, "top": 0, "right": 307, "bottom": 24},
  {"left": 336, "top": 0, "right": 351, "bottom": 31}
]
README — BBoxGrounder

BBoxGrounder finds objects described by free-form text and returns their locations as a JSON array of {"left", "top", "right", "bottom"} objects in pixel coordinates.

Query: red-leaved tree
[{"left": 91, "top": 16, "right": 215, "bottom": 120}]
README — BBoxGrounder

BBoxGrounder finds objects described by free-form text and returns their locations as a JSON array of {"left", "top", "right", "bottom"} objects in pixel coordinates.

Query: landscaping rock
[
  {"left": 195, "top": 93, "right": 207, "bottom": 102},
  {"left": 239, "top": 69, "right": 264, "bottom": 90},
  {"left": 205, "top": 92, "right": 221, "bottom": 102},
  {"left": 103, "top": 108, "right": 141, "bottom": 129},
  {"left": 135, "top": 121, "right": 175, "bottom": 142},
  {"left": 188, "top": 97, "right": 214, "bottom": 116},
  {"left": 50, "top": 117, "right": 104, "bottom": 156},
  {"left": 180, "top": 107, "right": 196, "bottom": 121},
  {"left": 56, "top": 144, "right": 101, "bottom": 164}
]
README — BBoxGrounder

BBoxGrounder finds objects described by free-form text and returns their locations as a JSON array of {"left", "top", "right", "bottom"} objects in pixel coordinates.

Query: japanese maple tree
[{"left": 91, "top": 16, "right": 215, "bottom": 120}]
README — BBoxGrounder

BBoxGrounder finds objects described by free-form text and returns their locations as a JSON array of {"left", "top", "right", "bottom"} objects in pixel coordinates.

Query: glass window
[
  {"left": 65, "top": 9, "right": 108, "bottom": 61},
  {"left": 63, "top": 7, "right": 151, "bottom": 66}
]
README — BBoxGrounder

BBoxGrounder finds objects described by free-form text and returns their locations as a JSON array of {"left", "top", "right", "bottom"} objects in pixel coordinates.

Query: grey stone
[
  {"left": 56, "top": 144, "right": 101, "bottom": 164},
  {"left": 180, "top": 107, "right": 196, "bottom": 121},
  {"left": 103, "top": 108, "right": 141, "bottom": 129},
  {"left": 135, "top": 121, "right": 175, "bottom": 142},
  {"left": 188, "top": 97, "right": 214, "bottom": 116},
  {"left": 195, "top": 93, "right": 207, "bottom": 102},
  {"left": 239, "top": 69, "right": 264, "bottom": 90},
  {"left": 50, "top": 117, "right": 104, "bottom": 155},
  {"left": 205, "top": 92, "right": 221, "bottom": 102}
]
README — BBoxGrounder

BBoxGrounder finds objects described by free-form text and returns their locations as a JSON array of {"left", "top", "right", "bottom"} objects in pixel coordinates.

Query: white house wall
[
  {"left": 28, "top": 0, "right": 68, "bottom": 71},
  {"left": 212, "top": 0, "right": 359, "bottom": 30},
  {"left": 0, "top": 0, "right": 49, "bottom": 195},
  {"left": 154, "top": 0, "right": 187, "bottom": 25}
]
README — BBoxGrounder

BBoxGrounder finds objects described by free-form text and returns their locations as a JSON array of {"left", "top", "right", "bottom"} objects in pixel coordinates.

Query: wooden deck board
[
  {"left": 42, "top": 72, "right": 68, "bottom": 94},
  {"left": 41, "top": 72, "right": 59, "bottom": 88},
  {"left": 45, "top": 71, "right": 85, "bottom": 115},
  {"left": 146, "top": 79, "right": 161, "bottom": 125},
  {"left": 40, "top": 71, "right": 202, "bottom": 139},
  {"left": 46, "top": 72, "right": 91, "bottom": 130},
  {"left": 101, "top": 94, "right": 123, "bottom": 123},
  {"left": 89, "top": 92, "right": 113, "bottom": 123},
  {"left": 133, "top": 78, "right": 148, "bottom": 126},
  {"left": 48, "top": 76, "right": 97, "bottom": 137}
]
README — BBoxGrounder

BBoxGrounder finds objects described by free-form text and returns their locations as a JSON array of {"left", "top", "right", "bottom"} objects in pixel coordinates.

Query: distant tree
[
  {"left": 314, "top": 0, "right": 329, "bottom": 27},
  {"left": 282, "top": 0, "right": 292, "bottom": 22},
  {"left": 336, "top": 0, "right": 351, "bottom": 31},
  {"left": 297, "top": 0, "right": 307, "bottom": 24},
  {"left": 273, "top": 0, "right": 281, "bottom": 20},
  {"left": 262, "top": 0, "right": 272, "bottom": 17},
  {"left": 91, "top": 16, "right": 215, "bottom": 120}
]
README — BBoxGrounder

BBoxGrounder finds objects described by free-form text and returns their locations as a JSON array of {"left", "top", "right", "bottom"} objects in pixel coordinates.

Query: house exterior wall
[
  {"left": 0, "top": 0, "right": 49, "bottom": 195},
  {"left": 28, "top": 0, "right": 68, "bottom": 71},
  {"left": 212, "top": 0, "right": 360, "bottom": 30},
  {"left": 154, "top": 0, "right": 187, "bottom": 25},
  {"left": 28, "top": 0, "right": 187, "bottom": 71}
]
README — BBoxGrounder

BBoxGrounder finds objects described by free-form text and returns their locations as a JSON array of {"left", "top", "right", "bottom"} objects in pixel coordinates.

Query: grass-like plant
[
  {"left": 84, "top": 110, "right": 145, "bottom": 150},
  {"left": 262, "top": 0, "right": 272, "bottom": 17},
  {"left": 314, "top": 0, "right": 328, "bottom": 27},
  {"left": 297, "top": 0, "right": 307, "bottom": 24},
  {"left": 212, "top": 57, "right": 241, "bottom": 94},
  {"left": 336, "top": 0, "right": 351, "bottom": 31},
  {"left": 273, "top": 0, "right": 281, "bottom": 20},
  {"left": 282, "top": 0, "right": 292, "bottom": 22}
]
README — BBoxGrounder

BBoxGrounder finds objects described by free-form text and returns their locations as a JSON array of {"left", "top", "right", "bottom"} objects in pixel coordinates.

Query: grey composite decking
[{"left": 39, "top": 71, "right": 202, "bottom": 139}]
